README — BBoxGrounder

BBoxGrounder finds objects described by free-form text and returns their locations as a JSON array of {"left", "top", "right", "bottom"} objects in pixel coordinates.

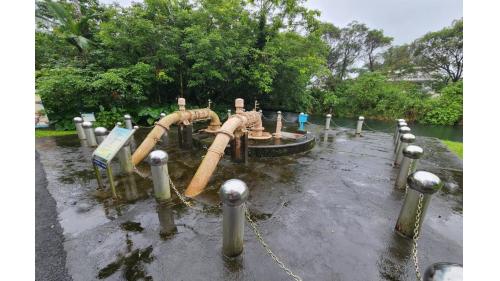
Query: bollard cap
[
  {"left": 82, "top": 121, "right": 93, "bottom": 128},
  {"left": 219, "top": 179, "right": 249, "bottom": 207},
  {"left": 160, "top": 113, "right": 166, "bottom": 118},
  {"left": 133, "top": 125, "right": 139, "bottom": 129},
  {"left": 73, "top": 117, "right": 83, "bottom": 123},
  {"left": 300, "top": 112, "right": 304, "bottom": 115},
  {"left": 326, "top": 114, "right": 332, "bottom": 118},
  {"left": 358, "top": 116, "right": 365, "bottom": 121},
  {"left": 178, "top": 98, "right": 186, "bottom": 106},
  {"left": 397, "top": 119, "right": 405, "bottom": 123},
  {"left": 403, "top": 145, "right": 424, "bottom": 159},
  {"left": 124, "top": 114, "right": 131, "bottom": 120},
  {"left": 116, "top": 122, "right": 122, "bottom": 127},
  {"left": 407, "top": 171, "right": 443, "bottom": 194},
  {"left": 148, "top": 150, "right": 168, "bottom": 166},
  {"left": 399, "top": 126, "right": 411, "bottom": 134},
  {"left": 423, "top": 262, "right": 463, "bottom": 281},
  {"left": 227, "top": 109, "right": 231, "bottom": 112},
  {"left": 277, "top": 111, "right": 282, "bottom": 114},
  {"left": 235, "top": 98, "right": 244, "bottom": 108},
  {"left": 94, "top": 127, "right": 107, "bottom": 136},
  {"left": 398, "top": 121, "right": 407, "bottom": 128},
  {"left": 400, "top": 133, "right": 416, "bottom": 143}
]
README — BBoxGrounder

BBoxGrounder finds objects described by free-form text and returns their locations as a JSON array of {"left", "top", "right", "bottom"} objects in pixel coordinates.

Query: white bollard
[
  {"left": 94, "top": 127, "right": 108, "bottom": 145},
  {"left": 124, "top": 114, "right": 133, "bottom": 129},
  {"left": 394, "top": 133, "right": 416, "bottom": 166},
  {"left": 220, "top": 179, "right": 249, "bottom": 257},
  {"left": 82, "top": 121, "right": 97, "bottom": 147},
  {"left": 395, "top": 145, "right": 423, "bottom": 189},
  {"left": 355, "top": 116, "right": 364, "bottom": 135},
  {"left": 73, "top": 117, "right": 86, "bottom": 140},
  {"left": 148, "top": 150, "right": 171, "bottom": 201},
  {"left": 325, "top": 114, "right": 332, "bottom": 130}
]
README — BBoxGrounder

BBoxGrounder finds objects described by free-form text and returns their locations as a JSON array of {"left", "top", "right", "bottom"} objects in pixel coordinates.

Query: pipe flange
[
  {"left": 207, "top": 147, "right": 225, "bottom": 158},
  {"left": 154, "top": 122, "right": 170, "bottom": 131},
  {"left": 216, "top": 128, "right": 235, "bottom": 139}
]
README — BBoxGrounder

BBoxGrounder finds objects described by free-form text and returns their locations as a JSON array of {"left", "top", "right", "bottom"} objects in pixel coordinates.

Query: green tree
[
  {"left": 364, "top": 29, "right": 393, "bottom": 71},
  {"left": 413, "top": 19, "right": 463, "bottom": 82},
  {"left": 325, "top": 21, "right": 368, "bottom": 81}
]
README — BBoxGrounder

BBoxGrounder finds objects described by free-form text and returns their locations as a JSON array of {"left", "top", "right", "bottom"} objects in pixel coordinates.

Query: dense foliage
[{"left": 35, "top": 0, "right": 463, "bottom": 129}]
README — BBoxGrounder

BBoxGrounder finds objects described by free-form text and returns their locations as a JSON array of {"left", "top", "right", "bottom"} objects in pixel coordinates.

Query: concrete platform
[{"left": 35, "top": 124, "right": 462, "bottom": 281}]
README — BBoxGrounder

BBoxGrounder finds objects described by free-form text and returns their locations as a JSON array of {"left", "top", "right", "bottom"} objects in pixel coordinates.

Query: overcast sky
[{"left": 100, "top": 0, "right": 463, "bottom": 45}]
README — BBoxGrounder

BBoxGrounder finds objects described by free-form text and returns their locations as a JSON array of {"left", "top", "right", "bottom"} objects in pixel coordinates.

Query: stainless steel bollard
[
  {"left": 94, "top": 127, "right": 108, "bottom": 145},
  {"left": 393, "top": 119, "right": 405, "bottom": 143},
  {"left": 355, "top": 116, "right": 364, "bottom": 135},
  {"left": 118, "top": 144, "right": 133, "bottom": 174},
  {"left": 394, "top": 121, "right": 407, "bottom": 145},
  {"left": 116, "top": 122, "right": 122, "bottom": 127},
  {"left": 325, "top": 114, "right": 332, "bottom": 130},
  {"left": 423, "top": 262, "right": 463, "bottom": 281},
  {"left": 395, "top": 171, "right": 443, "bottom": 238},
  {"left": 394, "top": 126, "right": 410, "bottom": 153},
  {"left": 133, "top": 125, "right": 139, "bottom": 130},
  {"left": 160, "top": 113, "right": 166, "bottom": 119},
  {"left": 395, "top": 145, "right": 423, "bottom": 189},
  {"left": 148, "top": 150, "right": 171, "bottom": 201},
  {"left": 227, "top": 109, "right": 232, "bottom": 118},
  {"left": 82, "top": 121, "right": 97, "bottom": 147},
  {"left": 124, "top": 114, "right": 133, "bottom": 129},
  {"left": 394, "top": 133, "right": 415, "bottom": 166},
  {"left": 73, "top": 117, "right": 86, "bottom": 140},
  {"left": 220, "top": 179, "right": 249, "bottom": 257}
]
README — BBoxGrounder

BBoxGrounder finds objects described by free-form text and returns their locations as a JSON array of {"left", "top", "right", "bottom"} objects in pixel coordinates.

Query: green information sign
[
  {"left": 81, "top": 113, "right": 96, "bottom": 122},
  {"left": 92, "top": 126, "right": 134, "bottom": 168}
]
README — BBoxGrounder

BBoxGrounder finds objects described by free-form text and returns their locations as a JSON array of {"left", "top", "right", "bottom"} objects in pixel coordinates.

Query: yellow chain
[
  {"left": 412, "top": 193, "right": 425, "bottom": 281},
  {"left": 244, "top": 206, "right": 303, "bottom": 281},
  {"left": 168, "top": 178, "right": 193, "bottom": 207}
]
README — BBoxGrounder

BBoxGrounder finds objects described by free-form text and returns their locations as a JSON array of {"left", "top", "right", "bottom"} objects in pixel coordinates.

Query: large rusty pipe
[
  {"left": 184, "top": 111, "right": 261, "bottom": 197},
  {"left": 131, "top": 108, "right": 221, "bottom": 165}
]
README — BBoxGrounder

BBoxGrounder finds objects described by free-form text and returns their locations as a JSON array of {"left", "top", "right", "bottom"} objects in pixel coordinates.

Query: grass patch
[
  {"left": 35, "top": 130, "right": 77, "bottom": 138},
  {"left": 442, "top": 140, "right": 463, "bottom": 159}
]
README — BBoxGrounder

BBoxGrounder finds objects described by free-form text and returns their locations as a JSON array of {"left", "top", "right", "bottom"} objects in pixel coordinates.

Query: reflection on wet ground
[{"left": 36, "top": 120, "right": 462, "bottom": 281}]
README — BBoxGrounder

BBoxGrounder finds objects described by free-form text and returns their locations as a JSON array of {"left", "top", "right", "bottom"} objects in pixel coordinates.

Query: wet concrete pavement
[
  {"left": 35, "top": 122, "right": 462, "bottom": 281},
  {"left": 35, "top": 151, "right": 72, "bottom": 281}
]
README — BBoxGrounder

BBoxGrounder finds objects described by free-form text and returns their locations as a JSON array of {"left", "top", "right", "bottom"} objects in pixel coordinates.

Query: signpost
[
  {"left": 81, "top": 113, "right": 96, "bottom": 122},
  {"left": 92, "top": 126, "right": 135, "bottom": 198}
]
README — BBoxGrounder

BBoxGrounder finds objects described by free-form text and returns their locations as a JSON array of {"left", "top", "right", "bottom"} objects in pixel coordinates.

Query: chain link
[
  {"left": 168, "top": 177, "right": 193, "bottom": 208},
  {"left": 412, "top": 193, "right": 425, "bottom": 281},
  {"left": 244, "top": 206, "right": 303, "bottom": 281},
  {"left": 362, "top": 122, "right": 393, "bottom": 133}
]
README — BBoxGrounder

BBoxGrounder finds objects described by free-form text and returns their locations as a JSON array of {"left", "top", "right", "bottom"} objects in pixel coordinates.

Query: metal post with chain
[
  {"left": 411, "top": 193, "right": 425, "bottom": 281},
  {"left": 244, "top": 206, "right": 303, "bottom": 281}
]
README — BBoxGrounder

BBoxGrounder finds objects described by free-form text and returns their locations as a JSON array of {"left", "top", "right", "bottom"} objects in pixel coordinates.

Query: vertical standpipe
[
  {"left": 148, "top": 150, "right": 171, "bottom": 201},
  {"left": 355, "top": 116, "right": 365, "bottom": 135},
  {"left": 395, "top": 145, "right": 424, "bottom": 189},
  {"left": 275, "top": 111, "right": 283, "bottom": 138},
  {"left": 82, "top": 121, "right": 97, "bottom": 147},
  {"left": 394, "top": 133, "right": 416, "bottom": 166},
  {"left": 227, "top": 109, "right": 232, "bottom": 118},
  {"left": 395, "top": 171, "right": 443, "bottom": 238},
  {"left": 124, "top": 114, "right": 133, "bottom": 129},
  {"left": 74, "top": 117, "right": 86, "bottom": 140},
  {"left": 325, "top": 114, "right": 332, "bottom": 130},
  {"left": 220, "top": 179, "right": 249, "bottom": 257},
  {"left": 94, "top": 127, "right": 108, "bottom": 145}
]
